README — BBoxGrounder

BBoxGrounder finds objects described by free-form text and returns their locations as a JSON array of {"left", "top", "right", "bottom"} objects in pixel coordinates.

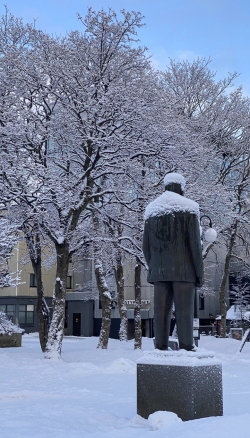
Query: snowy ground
[{"left": 1, "top": 335, "right": 250, "bottom": 438}]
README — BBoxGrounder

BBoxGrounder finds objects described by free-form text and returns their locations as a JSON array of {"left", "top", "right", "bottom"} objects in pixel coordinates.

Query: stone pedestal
[
  {"left": 0, "top": 333, "right": 22, "bottom": 348},
  {"left": 137, "top": 350, "right": 223, "bottom": 421}
]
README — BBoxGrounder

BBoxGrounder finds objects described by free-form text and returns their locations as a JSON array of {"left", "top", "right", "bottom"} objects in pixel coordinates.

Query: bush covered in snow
[{"left": 0, "top": 312, "right": 24, "bottom": 335}]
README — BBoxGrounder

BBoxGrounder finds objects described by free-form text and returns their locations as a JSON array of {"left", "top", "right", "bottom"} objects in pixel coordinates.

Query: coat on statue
[{"left": 142, "top": 174, "right": 204, "bottom": 351}]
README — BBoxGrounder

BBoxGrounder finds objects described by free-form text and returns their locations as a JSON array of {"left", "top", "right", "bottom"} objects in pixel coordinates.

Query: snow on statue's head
[{"left": 164, "top": 172, "right": 186, "bottom": 196}]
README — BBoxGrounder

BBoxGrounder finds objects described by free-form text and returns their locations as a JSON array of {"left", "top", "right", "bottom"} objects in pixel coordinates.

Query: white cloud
[
  {"left": 177, "top": 50, "right": 200, "bottom": 62},
  {"left": 149, "top": 48, "right": 201, "bottom": 71},
  {"left": 149, "top": 48, "right": 169, "bottom": 71}
]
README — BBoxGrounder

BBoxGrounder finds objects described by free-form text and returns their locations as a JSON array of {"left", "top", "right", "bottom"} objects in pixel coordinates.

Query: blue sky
[{"left": 3, "top": 0, "right": 250, "bottom": 94}]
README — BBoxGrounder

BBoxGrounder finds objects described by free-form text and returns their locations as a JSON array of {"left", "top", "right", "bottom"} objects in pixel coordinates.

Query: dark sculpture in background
[{"left": 143, "top": 173, "right": 204, "bottom": 351}]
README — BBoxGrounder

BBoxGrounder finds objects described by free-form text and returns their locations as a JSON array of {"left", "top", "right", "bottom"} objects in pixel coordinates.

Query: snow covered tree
[
  {"left": 218, "top": 131, "right": 250, "bottom": 336},
  {"left": 230, "top": 273, "right": 250, "bottom": 327},
  {"left": 0, "top": 10, "right": 57, "bottom": 351},
  {"left": 42, "top": 8, "right": 171, "bottom": 351},
  {"left": 0, "top": 8, "right": 162, "bottom": 354},
  {"left": 159, "top": 58, "right": 236, "bottom": 227},
  {"left": 0, "top": 9, "right": 157, "bottom": 353},
  {"left": 158, "top": 59, "right": 250, "bottom": 334},
  {"left": 0, "top": 214, "right": 19, "bottom": 287}
]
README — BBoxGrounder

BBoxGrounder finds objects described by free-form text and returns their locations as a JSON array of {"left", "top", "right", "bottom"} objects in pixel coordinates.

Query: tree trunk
[
  {"left": 219, "top": 221, "right": 238, "bottom": 338},
  {"left": 114, "top": 247, "right": 127, "bottom": 341},
  {"left": 95, "top": 255, "right": 112, "bottom": 349},
  {"left": 96, "top": 272, "right": 112, "bottom": 349},
  {"left": 134, "top": 259, "right": 142, "bottom": 349},
  {"left": 34, "top": 263, "right": 50, "bottom": 353},
  {"left": 45, "top": 242, "right": 69, "bottom": 359},
  {"left": 23, "top": 222, "right": 50, "bottom": 352},
  {"left": 92, "top": 213, "right": 112, "bottom": 349}
]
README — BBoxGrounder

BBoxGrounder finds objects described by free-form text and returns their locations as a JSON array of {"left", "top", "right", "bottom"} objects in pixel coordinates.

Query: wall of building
[
  {"left": 3, "top": 240, "right": 57, "bottom": 298},
  {"left": 66, "top": 297, "right": 94, "bottom": 337},
  {"left": 0, "top": 295, "right": 53, "bottom": 333}
]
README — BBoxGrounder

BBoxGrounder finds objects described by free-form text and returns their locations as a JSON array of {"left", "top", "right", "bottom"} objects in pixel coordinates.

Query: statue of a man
[{"left": 142, "top": 173, "right": 204, "bottom": 351}]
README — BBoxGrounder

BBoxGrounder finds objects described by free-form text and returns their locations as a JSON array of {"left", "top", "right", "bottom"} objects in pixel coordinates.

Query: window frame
[
  {"left": 0, "top": 304, "right": 15, "bottom": 321},
  {"left": 199, "top": 294, "right": 205, "bottom": 311},
  {"left": 30, "top": 273, "right": 37, "bottom": 288},
  {"left": 18, "top": 304, "right": 35, "bottom": 327},
  {"left": 66, "top": 275, "right": 72, "bottom": 289}
]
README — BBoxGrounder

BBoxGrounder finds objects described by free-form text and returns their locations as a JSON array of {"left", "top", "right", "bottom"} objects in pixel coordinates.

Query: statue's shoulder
[{"left": 144, "top": 192, "right": 199, "bottom": 221}]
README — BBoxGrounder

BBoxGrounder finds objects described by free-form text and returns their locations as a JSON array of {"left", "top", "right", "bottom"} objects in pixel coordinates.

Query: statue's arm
[
  {"left": 142, "top": 220, "right": 151, "bottom": 267},
  {"left": 188, "top": 215, "right": 204, "bottom": 287}
]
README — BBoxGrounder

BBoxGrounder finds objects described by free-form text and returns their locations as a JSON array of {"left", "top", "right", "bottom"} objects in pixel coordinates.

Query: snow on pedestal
[
  {"left": 137, "top": 348, "right": 220, "bottom": 366},
  {"left": 137, "top": 349, "right": 223, "bottom": 421}
]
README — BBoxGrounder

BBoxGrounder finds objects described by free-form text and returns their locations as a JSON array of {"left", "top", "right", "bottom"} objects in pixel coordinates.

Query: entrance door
[{"left": 73, "top": 313, "right": 81, "bottom": 336}]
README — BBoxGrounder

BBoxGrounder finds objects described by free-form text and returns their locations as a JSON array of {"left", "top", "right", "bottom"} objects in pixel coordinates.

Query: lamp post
[
  {"left": 194, "top": 215, "right": 217, "bottom": 343},
  {"left": 200, "top": 215, "right": 217, "bottom": 244}
]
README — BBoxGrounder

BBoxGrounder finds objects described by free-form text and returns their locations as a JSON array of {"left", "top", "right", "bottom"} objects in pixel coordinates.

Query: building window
[
  {"left": 0, "top": 304, "right": 15, "bottom": 321},
  {"left": 199, "top": 295, "right": 205, "bottom": 310},
  {"left": 30, "top": 273, "right": 37, "bottom": 288},
  {"left": 18, "top": 304, "right": 34, "bottom": 326},
  {"left": 66, "top": 276, "right": 72, "bottom": 289}
]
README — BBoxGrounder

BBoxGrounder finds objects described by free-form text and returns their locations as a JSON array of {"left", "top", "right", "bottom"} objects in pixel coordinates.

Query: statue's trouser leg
[
  {"left": 154, "top": 282, "right": 173, "bottom": 350},
  {"left": 173, "top": 282, "right": 195, "bottom": 350}
]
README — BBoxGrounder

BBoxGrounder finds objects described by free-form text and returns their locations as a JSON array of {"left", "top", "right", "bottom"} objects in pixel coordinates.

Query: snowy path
[{"left": 1, "top": 335, "right": 250, "bottom": 437}]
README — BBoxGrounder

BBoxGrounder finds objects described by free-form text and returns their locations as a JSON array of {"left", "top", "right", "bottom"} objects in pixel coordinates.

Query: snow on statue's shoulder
[{"left": 144, "top": 191, "right": 200, "bottom": 220}]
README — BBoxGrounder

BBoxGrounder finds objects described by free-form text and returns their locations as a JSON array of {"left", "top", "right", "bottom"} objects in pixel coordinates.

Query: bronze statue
[{"left": 142, "top": 173, "right": 204, "bottom": 351}]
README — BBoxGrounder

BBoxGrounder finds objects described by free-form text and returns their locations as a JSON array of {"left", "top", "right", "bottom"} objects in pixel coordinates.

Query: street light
[
  {"left": 193, "top": 214, "right": 217, "bottom": 343},
  {"left": 200, "top": 214, "right": 217, "bottom": 243}
]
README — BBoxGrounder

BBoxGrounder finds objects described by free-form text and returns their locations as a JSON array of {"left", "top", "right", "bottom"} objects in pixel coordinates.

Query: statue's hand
[{"left": 196, "top": 277, "right": 204, "bottom": 288}]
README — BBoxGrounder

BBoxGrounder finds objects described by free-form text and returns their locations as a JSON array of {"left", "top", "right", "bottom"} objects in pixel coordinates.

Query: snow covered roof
[
  {"left": 164, "top": 172, "right": 186, "bottom": 189},
  {"left": 144, "top": 191, "right": 200, "bottom": 220},
  {"left": 0, "top": 312, "right": 24, "bottom": 335}
]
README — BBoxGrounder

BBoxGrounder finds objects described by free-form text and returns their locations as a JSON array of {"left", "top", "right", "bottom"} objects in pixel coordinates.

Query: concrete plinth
[
  {"left": 0, "top": 333, "right": 22, "bottom": 348},
  {"left": 137, "top": 350, "right": 223, "bottom": 421}
]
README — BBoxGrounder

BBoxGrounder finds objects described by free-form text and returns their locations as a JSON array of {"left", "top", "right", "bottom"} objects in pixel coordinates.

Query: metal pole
[{"left": 194, "top": 287, "right": 198, "bottom": 318}]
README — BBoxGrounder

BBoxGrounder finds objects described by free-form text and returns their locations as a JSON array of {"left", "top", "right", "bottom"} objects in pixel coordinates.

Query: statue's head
[{"left": 164, "top": 172, "right": 185, "bottom": 196}]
